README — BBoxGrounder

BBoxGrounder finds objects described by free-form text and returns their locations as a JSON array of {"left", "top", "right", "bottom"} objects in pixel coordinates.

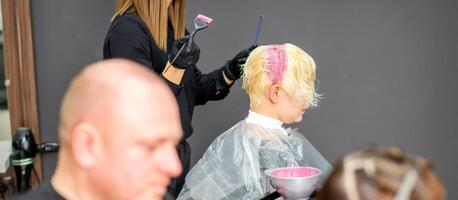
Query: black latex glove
[
  {"left": 223, "top": 45, "right": 258, "bottom": 81},
  {"left": 168, "top": 36, "right": 200, "bottom": 69}
]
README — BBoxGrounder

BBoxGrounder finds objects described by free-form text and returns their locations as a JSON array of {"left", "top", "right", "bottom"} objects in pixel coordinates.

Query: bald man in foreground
[{"left": 13, "top": 59, "right": 182, "bottom": 200}]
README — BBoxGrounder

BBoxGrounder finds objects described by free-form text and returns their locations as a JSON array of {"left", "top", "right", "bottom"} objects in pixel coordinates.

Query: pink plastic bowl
[{"left": 265, "top": 166, "right": 321, "bottom": 200}]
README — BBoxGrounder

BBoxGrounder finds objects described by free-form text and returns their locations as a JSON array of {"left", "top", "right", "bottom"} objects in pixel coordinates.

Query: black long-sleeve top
[{"left": 103, "top": 14, "right": 233, "bottom": 139}]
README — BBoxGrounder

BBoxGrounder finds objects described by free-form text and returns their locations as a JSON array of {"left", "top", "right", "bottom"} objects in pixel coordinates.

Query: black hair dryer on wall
[{"left": 10, "top": 127, "right": 59, "bottom": 193}]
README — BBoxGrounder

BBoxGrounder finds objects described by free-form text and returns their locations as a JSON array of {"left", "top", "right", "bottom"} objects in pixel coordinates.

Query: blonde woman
[
  {"left": 103, "top": 0, "right": 255, "bottom": 197},
  {"left": 177, "top": 43, "right": 332, "bottom": 199}
]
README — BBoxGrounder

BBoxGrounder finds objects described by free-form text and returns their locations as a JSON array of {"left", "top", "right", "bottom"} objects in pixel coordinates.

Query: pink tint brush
[
  {"left": 170, "top": 14, "right": 213, "bottom": 65},
  {"left": 186, "top": 14, "right": 213, "bottom": 50}
]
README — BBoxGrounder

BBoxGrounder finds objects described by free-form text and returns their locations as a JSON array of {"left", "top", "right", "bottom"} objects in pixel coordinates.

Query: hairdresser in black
[{"left": 103, "top": 0, "right": 256, "bottom": 198}]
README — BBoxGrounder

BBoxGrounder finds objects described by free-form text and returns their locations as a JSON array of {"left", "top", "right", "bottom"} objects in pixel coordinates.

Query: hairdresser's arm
[
  {"left": 161, "top": 57, "right": 233, "bottom": 93},
  {"left": 223, "top": 71, "right": 234, "bottom": 85},
  {"left": 161, "top": 62, "right": 185, "bottom": 85},
  {"left": 194, "top": 66, "right": 232, "bottom": 105},
  {"left": 162, "top": 53, "right": 234, "bottom": 87},
  {"left": 164, "top": 37, "right": 200, "bottom": 85},
  {"left": 105, "top": 17, "right": 189, "bottom": 93},
  {"left": 107, "top": 27, "right": 184, "bottom": 86}
]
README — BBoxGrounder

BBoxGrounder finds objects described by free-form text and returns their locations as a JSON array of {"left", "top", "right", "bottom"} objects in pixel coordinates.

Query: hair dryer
[{"left": 10, "top": 127, "right": 59, "bottom": 193}]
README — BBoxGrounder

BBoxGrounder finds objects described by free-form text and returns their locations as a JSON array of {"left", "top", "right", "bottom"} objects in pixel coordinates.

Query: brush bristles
[{"left": 196, "top": 14, "right": 213, "bottom": 24}]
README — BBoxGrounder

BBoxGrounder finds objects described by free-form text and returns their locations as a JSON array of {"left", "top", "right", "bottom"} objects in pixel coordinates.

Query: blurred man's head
[
  {"left": 54, "top": 59, "right": 182, "bottom": 200},
  {"left": 318, "top": 146, "right": 445, "bottom": 200}
]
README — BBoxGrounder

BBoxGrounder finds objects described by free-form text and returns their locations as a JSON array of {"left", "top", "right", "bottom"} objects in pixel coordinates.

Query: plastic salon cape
[{"left": 177, "top": 111, "right": 332, "bottom": 200}]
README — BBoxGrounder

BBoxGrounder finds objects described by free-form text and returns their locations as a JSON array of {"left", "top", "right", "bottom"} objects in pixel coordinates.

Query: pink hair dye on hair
[{"left": 266, "top": 44, "right": 287, "bottom": 84}]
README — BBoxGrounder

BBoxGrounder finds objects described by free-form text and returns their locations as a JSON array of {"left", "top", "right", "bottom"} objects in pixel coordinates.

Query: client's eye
[{"left": 144, "top": 144, "right": 157, "bottom": 152}]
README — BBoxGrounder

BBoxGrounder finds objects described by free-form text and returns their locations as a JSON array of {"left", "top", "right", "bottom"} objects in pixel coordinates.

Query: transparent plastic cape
[{"left": 177, "top": 119, "right": 333, "bottom": 200}]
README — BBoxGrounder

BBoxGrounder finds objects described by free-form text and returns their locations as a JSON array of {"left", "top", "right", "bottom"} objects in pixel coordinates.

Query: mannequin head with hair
[
  {"left": 242, "top": 43, "right": 320, "bottom": 123},
  {"left": 318, "top": 146, "right": 445, "bottom": 200}
]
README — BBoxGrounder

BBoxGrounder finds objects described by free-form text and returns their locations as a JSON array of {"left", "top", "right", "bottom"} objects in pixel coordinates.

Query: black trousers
[{"left": 166, "top": 140, "right": 191, "bottom": 199}]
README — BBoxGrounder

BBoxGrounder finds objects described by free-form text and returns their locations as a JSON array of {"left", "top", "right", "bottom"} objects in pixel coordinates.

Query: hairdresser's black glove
[
  {"left": 168, "top": 36, "right": 200, "bottom": 69},
  {"left": 223, "top": 44, "right": 257, "bottom": 81}
]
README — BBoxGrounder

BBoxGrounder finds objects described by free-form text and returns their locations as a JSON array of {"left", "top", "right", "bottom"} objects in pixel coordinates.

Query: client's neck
[
  {"left": 251, "top": 103, "right": 280, "bottom": 121},
  {"left": 51, "top": 150, "right": 102, "bottom": 200}
]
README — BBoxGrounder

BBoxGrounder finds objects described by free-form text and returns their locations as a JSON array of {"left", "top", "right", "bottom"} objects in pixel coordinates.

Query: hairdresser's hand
[
  {"left": 168, "top": 36, "right": 200, "bottom": 69},
  {"left": 223, "top": 44, "right": 257, "bottom": 81}
]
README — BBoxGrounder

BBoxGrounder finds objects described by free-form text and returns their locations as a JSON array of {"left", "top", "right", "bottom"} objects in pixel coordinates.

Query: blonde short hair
[{"left": 242, "top": 43, "right": 319, "bottom": 108}]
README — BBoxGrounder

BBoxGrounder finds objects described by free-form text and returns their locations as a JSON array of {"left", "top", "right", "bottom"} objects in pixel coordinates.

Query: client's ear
[
  {"left": 268, "top": 84, "right": 281, "bottom": 104},
  {"left": 71, "top": 123, "right": 103, "bottom": 169}
]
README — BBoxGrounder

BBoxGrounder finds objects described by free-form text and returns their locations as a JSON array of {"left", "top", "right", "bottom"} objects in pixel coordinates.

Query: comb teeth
[{"left": 195, "top": 14, "right": 213, "bottom": 24}]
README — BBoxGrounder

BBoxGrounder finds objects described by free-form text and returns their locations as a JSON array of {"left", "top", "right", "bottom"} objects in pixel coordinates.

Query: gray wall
[
  {"left": 31, "top": 0, "right": 115, "bottom": 180},
  {"left": 31, "top": 0, "right": 458, "bottom": 198}
]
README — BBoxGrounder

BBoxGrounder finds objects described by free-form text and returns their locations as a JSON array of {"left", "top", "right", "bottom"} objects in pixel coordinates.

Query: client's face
[
  {"left": 91, "top": 91, "right": 182, "bottom": 200},
  {"left": 277, "top": 89, "right": 307, "bottom": 124}
]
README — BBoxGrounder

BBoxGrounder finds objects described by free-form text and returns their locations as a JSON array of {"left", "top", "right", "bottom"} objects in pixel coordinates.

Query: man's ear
[
  {"left": 71, "top": 123, "right": 102, "bottom": 169},
  {"left": 268, "top": 84, "right": 281, "bottom": 104}
]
